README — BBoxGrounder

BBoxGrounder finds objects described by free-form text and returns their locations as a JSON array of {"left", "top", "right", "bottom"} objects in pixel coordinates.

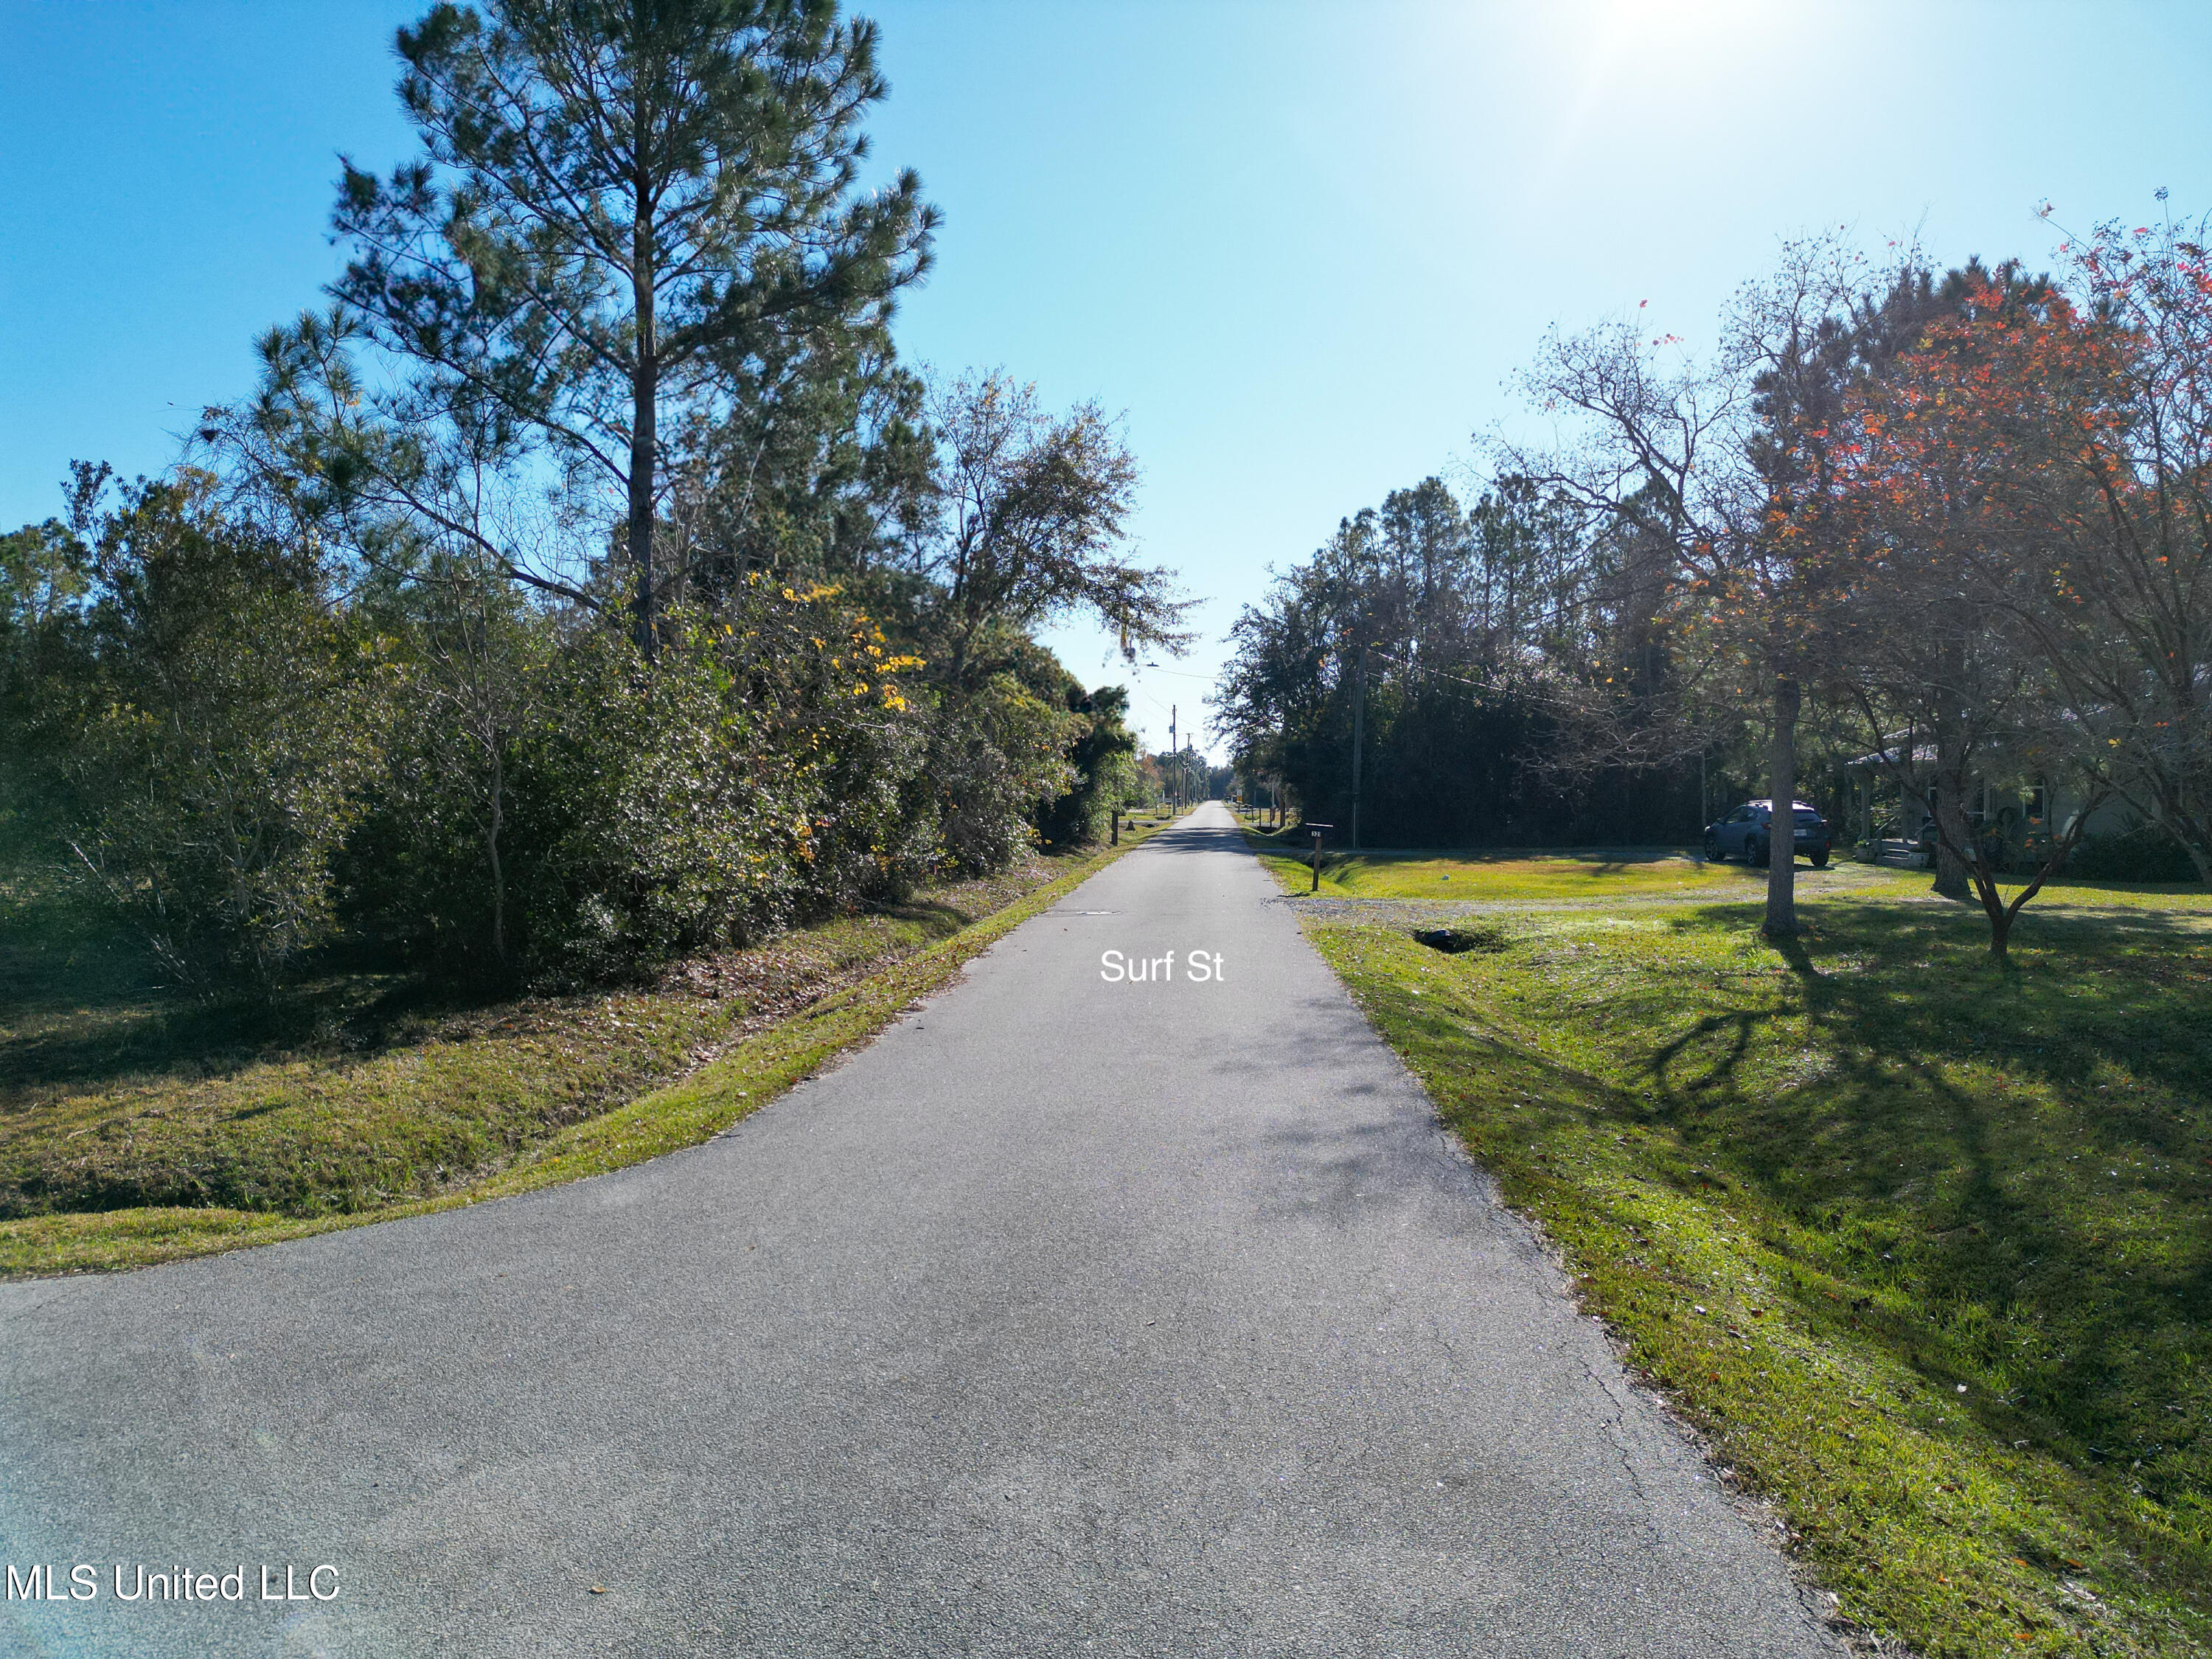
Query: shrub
[
  {"left": 2062, "top": 824, "right": 2202, "bottom": 883},
  {"left": 349, "top": 577, "right": 936, "bottom": 982},
  {"left": 917, "top": 673, "right": 1080, "bottom": 874},
  {"left": 1036, "top": 683, "right": 1137, "bottom": 849},
  {"left": 19, "top": 474, "right": 378, "bottom": 987}
]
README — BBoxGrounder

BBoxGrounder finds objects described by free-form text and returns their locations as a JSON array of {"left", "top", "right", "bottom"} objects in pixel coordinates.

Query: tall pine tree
[{"left": 329, "top": 0, "right": 938, "bottom": 655}]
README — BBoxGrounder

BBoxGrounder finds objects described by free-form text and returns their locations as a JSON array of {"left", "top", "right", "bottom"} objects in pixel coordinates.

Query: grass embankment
[
  {"left": 1266, "top": 844, "right": 2210, "bottom": 1656},
  {"left": 1, "top": 827, "right": 1160, "bottom": 1278}
]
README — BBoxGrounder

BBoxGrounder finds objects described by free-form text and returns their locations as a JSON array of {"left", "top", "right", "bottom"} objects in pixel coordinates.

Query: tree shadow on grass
[
  {"left": 0, "top": 874, "right": 1032, "bottom": 1116},
  {"left": 1623, "top": 899, "right": 2211, "bottom": 1558},
  {"left": 0, "top": 970, "right": 510, "bottom": 1108},
  {"left": 0, "top": 887, "right": 520, "bottom": 1109}
]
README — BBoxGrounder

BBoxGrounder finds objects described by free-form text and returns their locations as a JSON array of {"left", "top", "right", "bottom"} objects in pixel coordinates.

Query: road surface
[{"left": 2, "top": 802, "right": 1843, "bottom": 1657}]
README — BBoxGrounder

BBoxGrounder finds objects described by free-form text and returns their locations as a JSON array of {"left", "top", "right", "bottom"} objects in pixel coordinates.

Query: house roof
[{"left": 1848, "top": 744, "right": 1938, "bottom": 768}]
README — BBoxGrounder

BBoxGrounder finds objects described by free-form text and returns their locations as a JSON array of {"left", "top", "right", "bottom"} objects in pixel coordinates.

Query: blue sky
[{"left": 5, "top": 1, "right": 2208, "bottom": 759}]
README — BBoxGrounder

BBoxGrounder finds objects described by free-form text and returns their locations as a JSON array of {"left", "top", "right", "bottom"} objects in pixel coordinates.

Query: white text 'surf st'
[{"left": 1099, "top": 950, "right": 1225, "bottom": 983}]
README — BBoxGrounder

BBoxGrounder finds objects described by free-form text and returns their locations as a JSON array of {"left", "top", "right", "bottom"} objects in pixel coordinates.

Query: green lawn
[
  {"left": 1248, "top": 833, "right": 2209, "bottom": 918},
  {"left": 0, "top": 830, "right": 1156, "bottom": 1276},
  {"left": 1252, "top": 841, "right": 1882, "bottom": 902},
  {"left": 1305, "top": 896, "right": 2211, "bottom": 1658},
  {"left": 1978, "top": 876, "right": 2212, "bottom": 917}
]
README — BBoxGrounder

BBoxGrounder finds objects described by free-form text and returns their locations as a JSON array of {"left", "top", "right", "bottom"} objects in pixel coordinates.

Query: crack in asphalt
[{"left": 1579, "top": 1357, "right": 1665, "bottom": 1552}]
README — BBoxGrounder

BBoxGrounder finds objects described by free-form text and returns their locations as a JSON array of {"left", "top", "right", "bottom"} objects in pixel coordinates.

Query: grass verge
[
  {"left": 1, "top": 829, "right": 1155, "bottom": 1278},
  {"left": 1304, "top": 900, "right": 2210, "bottom": 1658},
  {"left": 1248, "top": 841, "right": 1857, "bottom": 902},
  {"left": 1246, "top": 832, "right": 2206, "bottom": 918}
]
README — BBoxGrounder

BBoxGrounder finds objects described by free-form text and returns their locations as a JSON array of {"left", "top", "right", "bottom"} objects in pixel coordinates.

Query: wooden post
[
  {"left": 1111, "top": 811, "right": 1119, "bottom": 846},
  {"left": 1301, "top": 824, "right": 1332, "bottom": 895}
]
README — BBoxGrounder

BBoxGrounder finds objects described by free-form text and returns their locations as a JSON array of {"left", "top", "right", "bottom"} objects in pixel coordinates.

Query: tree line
[
  {"left": 1218, "top": 218, "right": 2212, "bottom": 956},
  {"left": 0, "top": 0, "right": 1183, "bottom": 990}
]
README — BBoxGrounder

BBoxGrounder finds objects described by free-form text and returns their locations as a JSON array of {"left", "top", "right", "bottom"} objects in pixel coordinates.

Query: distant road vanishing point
[{"left": 2, "top": 801, "right": 1843, "bottom": 1658}]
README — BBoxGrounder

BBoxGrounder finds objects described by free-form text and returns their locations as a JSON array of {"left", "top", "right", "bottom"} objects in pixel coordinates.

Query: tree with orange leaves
[
  {"left": 1844, "top": 215, "right": 2212, "bottom": 897},
  {"left": 1826, "top": 262, "right": 2116, "bottom": 959}
]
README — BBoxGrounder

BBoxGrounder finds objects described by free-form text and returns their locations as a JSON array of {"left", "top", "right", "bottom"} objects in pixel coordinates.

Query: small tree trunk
[
  {"left": 486, "top": 740, "right": 507, "bottom": 969},
  {"left": 629, "top": 164, "right": 658, "bottom": 663},
  {"left": 1764, "top": 670, "right": 1800, "bottom": 938},
  {"left": 1966, "top": 860, "right": 2012, "bottom": 961},
  {"left": 1930, "top": 640, "right": 1970, "bottom": 896},
  {"left": 1977, "top": 789, "right": 2107, "bottom": 961}
]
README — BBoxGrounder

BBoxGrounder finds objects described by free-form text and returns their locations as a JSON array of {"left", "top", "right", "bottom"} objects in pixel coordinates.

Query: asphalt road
[{"left": 2, "top": 802, "right": 1844, "bottom": 1658}]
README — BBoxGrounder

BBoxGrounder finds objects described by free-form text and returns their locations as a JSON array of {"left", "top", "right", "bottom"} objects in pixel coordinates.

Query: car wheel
[
  {"left": 1704, "top": 834, "right": 1723, "bottom": 862},
  {"left": 1746, "top": 835, "right": 1767, "bottom": 866},
  {"left": 1811, "top": 849, "right": 1830, "bottom": 869}
]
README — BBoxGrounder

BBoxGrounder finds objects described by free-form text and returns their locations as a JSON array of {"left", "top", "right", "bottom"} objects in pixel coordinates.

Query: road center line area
[{"left": 2, "top": 802, "right": 1843, "bottom": 1658}]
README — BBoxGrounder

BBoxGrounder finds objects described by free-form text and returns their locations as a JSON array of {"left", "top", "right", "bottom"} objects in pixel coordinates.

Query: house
[{"left": 1841, "top": 741, "right": 2138, "bottom": 869}]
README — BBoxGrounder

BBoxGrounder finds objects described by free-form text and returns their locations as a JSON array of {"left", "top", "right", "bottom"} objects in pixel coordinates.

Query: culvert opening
[{"left": 1411, "top": 925, "right": 1510, "bottom": 955}]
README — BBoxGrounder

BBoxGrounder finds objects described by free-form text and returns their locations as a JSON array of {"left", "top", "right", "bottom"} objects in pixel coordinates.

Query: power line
[{"left": 1364, "top": 646, "right": 1492, "bottom": 695}]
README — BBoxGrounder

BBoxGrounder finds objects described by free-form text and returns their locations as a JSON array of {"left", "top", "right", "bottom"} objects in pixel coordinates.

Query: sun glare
[{"left": 1524, "top": 0, "right": 1814, "bottom": 186}]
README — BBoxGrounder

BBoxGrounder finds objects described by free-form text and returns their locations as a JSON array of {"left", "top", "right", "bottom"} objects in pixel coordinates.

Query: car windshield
[{"left": 1794, "top": 809, "right": 1822, "bottom": 822}]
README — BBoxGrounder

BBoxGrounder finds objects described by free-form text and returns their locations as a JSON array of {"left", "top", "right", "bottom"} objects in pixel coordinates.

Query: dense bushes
[
  {"left": 1037, "top": 682, "right": 1139, "bottom": 849},
  {"left": 341, "top": 573, "right": 944, "bottom": 981},
  {"left": 0, "top": 479, "right": 1141, "bottom": 992},
  {"left": 919, "top": 673, "right": 1079, "bottom": 875},
  {"left": 2, "top": 472, "right": 380, "bottom": 984},
  {"left": 2062, "top": 826, "right": 2204, "bottom": 883}
]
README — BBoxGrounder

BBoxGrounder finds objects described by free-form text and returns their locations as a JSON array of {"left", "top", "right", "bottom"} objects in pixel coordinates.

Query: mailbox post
[{"left": 1301, "top": 824, "right": 1334, "bottom": 894}]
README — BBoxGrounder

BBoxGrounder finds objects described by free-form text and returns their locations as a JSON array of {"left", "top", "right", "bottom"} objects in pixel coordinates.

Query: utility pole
[
  {"left": 1349, "top": 644, "right": 1368, "bottom": 851},
  {"left": 1169, "top": 705, "right": 1178, "bottom": 813}
]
